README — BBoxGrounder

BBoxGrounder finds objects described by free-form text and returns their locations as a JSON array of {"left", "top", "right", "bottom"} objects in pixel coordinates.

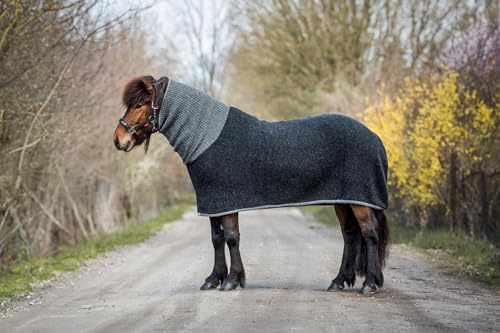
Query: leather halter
[{"left": 119, "top": 77, "right": 168, "bottom": 136}]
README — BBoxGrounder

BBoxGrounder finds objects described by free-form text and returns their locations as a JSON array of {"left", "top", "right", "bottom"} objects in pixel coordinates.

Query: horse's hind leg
[
  {"left": 220, "top": 213, "right": 246, "bottom": 291},
  {"left": 351, "top": 205, "right": 388, "bottom": 294},
  {"left": 328, "top": 204, "right": 357, "bottom": 291},
  {"left": 200, "top": 217, "right": 228, "bottom": 290}
]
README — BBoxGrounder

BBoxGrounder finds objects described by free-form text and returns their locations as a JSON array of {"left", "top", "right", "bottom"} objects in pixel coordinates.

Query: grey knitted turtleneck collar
[{"left": 158, "top": 79, "right": 230, "bottom": 164}]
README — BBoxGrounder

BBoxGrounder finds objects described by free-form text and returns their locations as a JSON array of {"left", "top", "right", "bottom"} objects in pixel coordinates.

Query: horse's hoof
[
  {"left": 327, "top": 281, "right": 344, "bottom": 292},
  {"left": 220, "top": 280, "right": 238, "bottom": 291},
  {"left": 360, "top": 283, "right": 377, "bottom": 295},
  {"left": 200, "top": 280, "right": 219, "bottom": 290}
]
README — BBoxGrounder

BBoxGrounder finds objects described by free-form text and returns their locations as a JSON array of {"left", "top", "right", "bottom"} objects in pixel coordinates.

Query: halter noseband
[
  {"left": 119, "top": 77, "right": 167, "bottom": 136},
  {"left": 119, "top": 103, "right": 159, "bottom": 135}
]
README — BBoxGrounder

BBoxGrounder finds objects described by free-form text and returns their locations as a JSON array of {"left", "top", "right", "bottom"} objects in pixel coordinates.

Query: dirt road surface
[{"left": 1, "top": 208, "right": 499, "bottom": 332}]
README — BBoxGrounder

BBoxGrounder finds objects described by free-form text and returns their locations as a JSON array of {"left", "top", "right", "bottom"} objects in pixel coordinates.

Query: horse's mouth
[
  {"left": 122, "top": 138, "right": 143, "bottom": 152},
  {"left": 122, "top": 140, "right": 135, "bottom": 152}
]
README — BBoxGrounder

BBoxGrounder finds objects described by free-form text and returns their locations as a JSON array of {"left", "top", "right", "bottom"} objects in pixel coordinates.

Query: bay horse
[{"left": 113, "top": 76, "right": 389, "bottom": 294}]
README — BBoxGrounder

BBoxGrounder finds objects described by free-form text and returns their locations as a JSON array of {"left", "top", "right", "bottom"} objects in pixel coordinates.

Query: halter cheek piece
[
  {"left": 119, "top": 77, "right": 168, "bottom": 137},
  {"left": 119, "top": 104, "right": 159, "bottom": 136}
]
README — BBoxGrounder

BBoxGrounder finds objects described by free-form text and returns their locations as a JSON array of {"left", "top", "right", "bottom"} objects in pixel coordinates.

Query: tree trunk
[
  {"left": 479, "top": 170, "right": 489, "bottom": 239},
  {"left": 459, "top": 171, "right": 473, "bottom": 237},
  {"left": 449, "top": 150, "right": 458, "bottom": 234}
]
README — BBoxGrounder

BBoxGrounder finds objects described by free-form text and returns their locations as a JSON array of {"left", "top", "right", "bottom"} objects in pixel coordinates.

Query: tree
[
  {"left": 167, "top": 0, "right": 231, "bottom": 97},
  {"left": 364, "top": 70, "right": 497, "bottom": 237},
  {"left": 0, "top": 1, "right": 187, "bottom": 264},
  {"left": 228, "top": 0, "right": 374, "bottom": 118},
  {"left": 227, "top": 0, "right": 487, "bottom": 119}
]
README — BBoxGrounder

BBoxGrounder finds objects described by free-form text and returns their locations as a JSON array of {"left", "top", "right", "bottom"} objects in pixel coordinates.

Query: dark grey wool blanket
[{"left": 159, "top": 80, "right": 388, "bottom": 217}]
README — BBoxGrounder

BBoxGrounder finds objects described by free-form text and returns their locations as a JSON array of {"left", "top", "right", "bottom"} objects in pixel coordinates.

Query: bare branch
[{"left": 25, "top": 187, "right": 71, "bottom": 236}]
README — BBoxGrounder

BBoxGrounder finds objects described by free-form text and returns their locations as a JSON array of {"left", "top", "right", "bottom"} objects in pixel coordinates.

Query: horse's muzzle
[{"left": 114, "top": 136, "right": 133, "bottom": 152}]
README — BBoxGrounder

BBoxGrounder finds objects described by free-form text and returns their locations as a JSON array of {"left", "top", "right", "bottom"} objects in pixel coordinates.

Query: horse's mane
[{"left": 122, "top": 75, "right": 155, "bottom": 107}]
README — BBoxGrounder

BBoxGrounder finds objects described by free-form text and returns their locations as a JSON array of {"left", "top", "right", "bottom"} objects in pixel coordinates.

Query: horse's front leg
[
  {"left": 220, "top": 213, "right": 246, "bottom": 291},
  {"left": 200, "top": 217, "right": 228, "bottom": 290}
]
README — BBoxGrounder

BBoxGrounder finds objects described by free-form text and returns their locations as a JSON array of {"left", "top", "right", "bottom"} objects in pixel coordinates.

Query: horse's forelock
[{"left": 122, "top": 75, "right": 155, "bottom": 107}]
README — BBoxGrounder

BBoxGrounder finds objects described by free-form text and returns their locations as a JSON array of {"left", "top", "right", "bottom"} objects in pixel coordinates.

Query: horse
[{"left": 113, "top": 75, "right": 389, "bottom": 294}]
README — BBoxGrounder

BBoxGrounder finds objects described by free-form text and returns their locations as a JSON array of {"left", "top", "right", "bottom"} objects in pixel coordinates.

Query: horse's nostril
[{"left": 114, "top": 137, "right": 120, "bottom": 148}]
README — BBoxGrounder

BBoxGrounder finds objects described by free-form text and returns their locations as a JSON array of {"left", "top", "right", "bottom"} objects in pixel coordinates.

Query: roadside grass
[
  {"left": 304, "top": 206, "right": 500, "bottom": 290},
  {"left": 301, "top": 206, "right": 339, "bottom": 226},
  {"left": 394, "top": 225, "right": 500, "bottom": 289},
  {"left": 0, "top": 201, "right": 192, "bottom": 300}
]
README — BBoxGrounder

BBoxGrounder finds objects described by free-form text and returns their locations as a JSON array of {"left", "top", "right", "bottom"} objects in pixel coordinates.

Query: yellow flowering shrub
[{"left": 364, "top": 70, "right": 496, "bottom": 225}]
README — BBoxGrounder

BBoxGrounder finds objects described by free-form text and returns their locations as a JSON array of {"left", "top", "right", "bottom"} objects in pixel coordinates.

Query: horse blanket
[{"left": 159, "top": 80, "right": 388, "bottom": 217}]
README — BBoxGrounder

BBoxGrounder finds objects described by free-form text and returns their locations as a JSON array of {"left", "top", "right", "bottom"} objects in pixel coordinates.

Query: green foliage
[{"left": 0, "top": 202, "right": 192, "bottom": 300}]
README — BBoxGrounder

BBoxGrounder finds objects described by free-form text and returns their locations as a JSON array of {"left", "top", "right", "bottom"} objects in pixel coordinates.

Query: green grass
[
  {"left": 301, "top": 206, "right": 338, "bottom": 226},
  {"left": 0, "top": 201, "right": 192, "bottom": 300},
  {"left": 304, "top": 206, "right": 500, "bottom": 290},
  {"left": 394, "top": 227, "right": 500, "bottom": 289}
]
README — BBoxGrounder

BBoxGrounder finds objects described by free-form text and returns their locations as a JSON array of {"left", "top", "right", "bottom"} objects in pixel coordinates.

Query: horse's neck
[{"left": 158, "top": 80, "right": 229, "bottom": 164}]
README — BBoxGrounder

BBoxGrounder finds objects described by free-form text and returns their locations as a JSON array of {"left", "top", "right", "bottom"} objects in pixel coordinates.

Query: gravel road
[{"left": 1, "top": 208, "right": 499, "bottom": 332}]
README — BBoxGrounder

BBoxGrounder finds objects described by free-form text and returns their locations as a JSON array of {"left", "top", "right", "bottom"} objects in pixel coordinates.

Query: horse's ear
[
  {"left": 122, "top": 76, "right": 155, "bottom": 107},
  {"left": 138, "top": 78, "right": 154, "bottom": 94}
]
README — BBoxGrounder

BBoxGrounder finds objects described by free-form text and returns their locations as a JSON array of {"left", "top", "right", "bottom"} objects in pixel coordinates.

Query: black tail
[{"left": 351, "top": 209, "right": 390, "bottom": 286}]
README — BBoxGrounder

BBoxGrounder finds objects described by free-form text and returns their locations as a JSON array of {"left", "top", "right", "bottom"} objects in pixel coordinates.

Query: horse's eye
[{"left": 135, "top": 104, "right": 142, "bottom": 109}]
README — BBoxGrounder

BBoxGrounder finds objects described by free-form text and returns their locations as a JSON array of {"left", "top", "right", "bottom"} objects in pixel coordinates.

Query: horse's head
[{"left": 113, "top": 75, "right": 166, "bottom": 153}]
